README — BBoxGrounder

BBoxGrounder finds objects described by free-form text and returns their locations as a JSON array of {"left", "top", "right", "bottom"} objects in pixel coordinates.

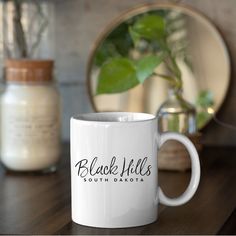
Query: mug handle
[{"left": 158, "top": 132, "right": 201, "bottom": 206}]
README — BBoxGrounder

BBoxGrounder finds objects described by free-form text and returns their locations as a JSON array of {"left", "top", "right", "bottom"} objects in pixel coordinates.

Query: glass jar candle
[{"left": 1, "top": 59, "right": 61, "bottom": 172}]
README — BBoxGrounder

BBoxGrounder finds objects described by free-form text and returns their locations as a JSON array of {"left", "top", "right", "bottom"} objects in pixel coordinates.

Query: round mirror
[{"left": 87, "top": 3, "right": 230, "bottom": 130}]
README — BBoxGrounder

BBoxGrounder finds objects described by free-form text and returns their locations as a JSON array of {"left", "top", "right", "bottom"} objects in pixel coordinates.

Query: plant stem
[
  {"left": 13, "top": 0, "right": 28, "bottom": 57},
  {"left": 29, "top": 1, "right": 49, "bottom": 57},
  {"left": 154, "top": 72, "right": 181, "bottom": 88},
  {"left": 161, "top": 43, "right": 183, "bottom": 90}
]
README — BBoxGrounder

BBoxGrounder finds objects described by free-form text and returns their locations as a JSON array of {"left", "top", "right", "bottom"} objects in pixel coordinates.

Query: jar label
[{"left": 2, "top": 104, "right": 60, "bottom": 148}]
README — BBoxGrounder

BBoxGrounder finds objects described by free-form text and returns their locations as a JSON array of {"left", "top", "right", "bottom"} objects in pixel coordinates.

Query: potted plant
[{"left": 95, "top": 11, "right": 205, "bottom": 170}]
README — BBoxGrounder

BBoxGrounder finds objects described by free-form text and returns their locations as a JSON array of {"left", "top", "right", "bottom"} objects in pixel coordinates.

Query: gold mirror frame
[{"left": 86, "top": 3, "right": 231, "bottom": 129}]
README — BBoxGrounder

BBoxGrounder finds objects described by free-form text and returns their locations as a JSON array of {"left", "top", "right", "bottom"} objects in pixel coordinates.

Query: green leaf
[
  {"left": 197, "top": 111, "right": 211, "bottom": 129},
  {"left": 135, "top": 55, "right": 163, "bottom": 83},
  {"left": 132, "top": 14, "right": 165, "bottom": 41},
  {"left": 129, "top": 26, "right": 140, "bottom": 46},
  {"left": 94, "top": 22, "right": 133, "bottom": 66},
  {"left": 94, "top": 42, "right": 120, "bottom": 66},
  {"left": 96, "top": 58, "right": 139, "bottom": 94},
  {"left": 196, "top": 90, "right": 214, "bottom": 108}
]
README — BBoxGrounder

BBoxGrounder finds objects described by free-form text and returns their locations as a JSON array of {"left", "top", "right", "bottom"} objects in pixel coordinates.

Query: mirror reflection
[{"left": 87, "top": 4, "right": 230, "bottom": 130}]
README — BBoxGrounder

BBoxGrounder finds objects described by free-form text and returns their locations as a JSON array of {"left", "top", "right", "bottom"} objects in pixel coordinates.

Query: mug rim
[{"left": 71, "top": 112, "right": 156, "bottom": 123}]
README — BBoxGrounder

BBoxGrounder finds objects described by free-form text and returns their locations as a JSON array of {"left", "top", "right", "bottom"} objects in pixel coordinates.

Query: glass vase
[
  {"left": 157, "top": 89, "right": 196, "bottom": 134},
  {"left": 156, "top": 89, "right": 198, "bottom": 171}
]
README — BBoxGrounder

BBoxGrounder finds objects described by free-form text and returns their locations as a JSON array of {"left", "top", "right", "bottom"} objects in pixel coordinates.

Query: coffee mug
[{"left": 70, "top": 112, "right": 200, "bottom": 228}]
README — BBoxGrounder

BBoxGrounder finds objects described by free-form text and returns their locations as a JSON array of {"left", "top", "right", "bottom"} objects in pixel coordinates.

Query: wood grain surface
[{"left": 0, "top": 144, "right": 235, "bottom": 235}]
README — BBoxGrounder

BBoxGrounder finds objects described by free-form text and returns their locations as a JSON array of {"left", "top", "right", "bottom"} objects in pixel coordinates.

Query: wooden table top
[{"left": 0, "top": 144, "right": 235, "bottom": 235}]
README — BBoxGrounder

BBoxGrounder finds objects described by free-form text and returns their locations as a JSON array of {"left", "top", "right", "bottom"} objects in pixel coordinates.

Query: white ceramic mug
[{"left": 70, "top": 112, "right": 200, "bottom": 228}]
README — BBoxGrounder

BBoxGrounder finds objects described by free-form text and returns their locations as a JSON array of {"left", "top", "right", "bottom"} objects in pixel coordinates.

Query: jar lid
[{"left": 5, "top": 59, "right": 54, "bottom": 82}]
